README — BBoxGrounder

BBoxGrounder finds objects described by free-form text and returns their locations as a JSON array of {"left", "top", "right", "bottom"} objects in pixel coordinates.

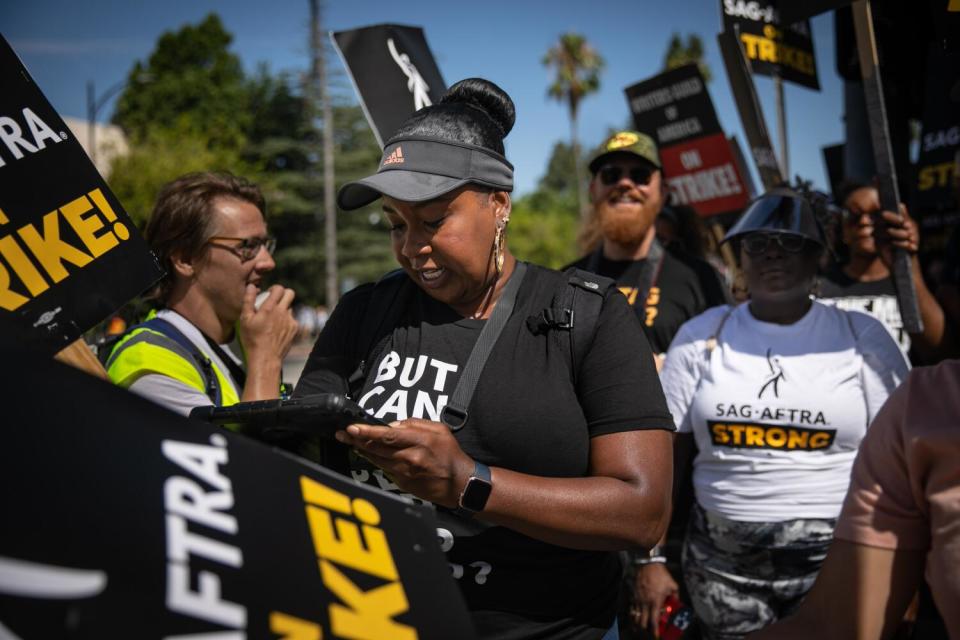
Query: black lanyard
[
  {"left": 587, "top": 237, "right": 665, "bottom": 310},
  {"left": 439, "top": 262, "right": 528, "bottom": 431}
]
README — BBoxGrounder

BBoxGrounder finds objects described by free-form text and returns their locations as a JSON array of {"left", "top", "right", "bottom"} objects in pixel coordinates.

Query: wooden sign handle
[{"left": 54, "top": 338, "right": 108, "bottom": 380}]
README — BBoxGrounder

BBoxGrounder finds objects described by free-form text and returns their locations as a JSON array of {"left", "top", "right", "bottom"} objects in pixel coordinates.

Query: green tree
[
  {"left": 537, "top": 140, "right": 579, "bottom": 196},
  {"left": 266, "top": 101, "right": 392, "bottom": 304},
  {"left": 113, "top": 14, "right": 251, "bottom": 148},
  {"left": 108, "top": 13, "right": 395, "bottom": 306},
  {"left": 543, "top": 33, "right": 604, "bottom": 220},
  {"left": 663, "top": 33, "right": 712, "bottom": 82},
  {"left": 242, "top": 70, "right": 390, "bottom": 304},
  {"left": 109, "top": 15, "right": 256, "bottom": 228},
  {"left": 109, "top": 126, "right": 251, "bottom": 227},
  {"left": 506, "top": 142, "right": 581, "bottom": 268},
  {"left": 325, "top": 94, "right": 397, "bottom": 290},
  {"left": 508, "top": 195, "right": 579, "bottom": 268}
]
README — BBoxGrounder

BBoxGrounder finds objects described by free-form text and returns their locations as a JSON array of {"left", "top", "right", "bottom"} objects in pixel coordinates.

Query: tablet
[{"left": 189, "top": 393, "right": 387, "bottom": 440}]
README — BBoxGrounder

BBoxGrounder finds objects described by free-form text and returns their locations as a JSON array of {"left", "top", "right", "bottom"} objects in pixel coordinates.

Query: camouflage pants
[{"left": 681, "top": 503, "right": 835, "bottom": 640}]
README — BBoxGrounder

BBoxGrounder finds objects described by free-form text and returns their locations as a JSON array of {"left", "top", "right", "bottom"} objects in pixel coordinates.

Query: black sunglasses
[
  {"left": 840, "top": 207, "right": 877, "bottom": 223},
  {"left": 742, "top": 233, "right": 807, "bottom": 255},
  {"left": 598, "top": 164, "right": 655, "bottom": 187}
]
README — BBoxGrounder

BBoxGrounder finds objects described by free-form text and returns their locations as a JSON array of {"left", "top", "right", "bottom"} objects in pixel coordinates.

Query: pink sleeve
[{"left": 833, "top": 374, "right": 931, "bottom": 551}]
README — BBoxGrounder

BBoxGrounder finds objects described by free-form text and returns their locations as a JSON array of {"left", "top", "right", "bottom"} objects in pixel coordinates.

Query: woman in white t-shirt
[{"left": 638, "top": 189, "right": 910, "bottom": 640}]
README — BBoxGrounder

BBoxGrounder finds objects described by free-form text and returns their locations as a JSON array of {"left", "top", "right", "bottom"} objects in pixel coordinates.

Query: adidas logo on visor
[{"left": 383, "top": 146, "right": 404, "bottom": 166}]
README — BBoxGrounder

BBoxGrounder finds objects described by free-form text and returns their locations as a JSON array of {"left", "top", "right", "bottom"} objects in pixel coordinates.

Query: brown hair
[{"left": 145, "top": 172, "right": 266, "bottom": 304}]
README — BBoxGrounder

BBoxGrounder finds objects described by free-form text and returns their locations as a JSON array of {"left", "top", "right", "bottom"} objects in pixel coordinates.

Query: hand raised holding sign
[
  {"left": 841, "top": 183, "right": 952, "bottom": 362},
  {"left": 873, "top": 204, "right": 919, "bottom": 265}
]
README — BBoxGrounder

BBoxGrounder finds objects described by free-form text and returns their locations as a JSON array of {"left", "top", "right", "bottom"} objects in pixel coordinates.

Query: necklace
[{"left": 470, "top": 281, "right": 499, "bottom": 319}]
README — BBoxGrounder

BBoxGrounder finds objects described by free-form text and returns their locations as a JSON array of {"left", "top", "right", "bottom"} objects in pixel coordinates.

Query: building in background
[{"left": 63, "top": 116, "right": 128, "bottom": 178}]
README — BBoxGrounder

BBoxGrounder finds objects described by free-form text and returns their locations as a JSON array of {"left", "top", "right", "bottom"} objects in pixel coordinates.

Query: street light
[{"left": 85, "top": 73, "right": 150, "bottom": 169}]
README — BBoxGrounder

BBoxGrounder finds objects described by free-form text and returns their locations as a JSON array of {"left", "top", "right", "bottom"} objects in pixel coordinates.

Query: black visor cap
[{"left": 723, "top": 189, "right": 825, "bottom": 246}]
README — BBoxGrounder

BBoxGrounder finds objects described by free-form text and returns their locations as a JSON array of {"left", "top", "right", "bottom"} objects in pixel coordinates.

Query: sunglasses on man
[
  {"left": 597, "top": 164, "right": 655, "bottom": 187},
  {"left": 741, "top": 232, "right": 808, "bottom": 256},
  {"left": 207, "top": 235, "right": 277, "bottom": 261}
]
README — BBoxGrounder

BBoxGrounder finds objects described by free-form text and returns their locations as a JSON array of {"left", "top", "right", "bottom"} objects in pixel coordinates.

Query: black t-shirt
[
  {"left": 818, "top": 265, "right": 910, "bottom": 354},
  {"left": 567, "top": 247, "right": 730, "bottom": 353},
  {"left": 296, "top": 263, "right": 671, "bottom": 640}
]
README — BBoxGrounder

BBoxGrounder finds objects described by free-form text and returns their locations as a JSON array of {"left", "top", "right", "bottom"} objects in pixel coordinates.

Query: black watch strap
[{"left": 454, "top": 461, "right": 492, "bottom": 518}]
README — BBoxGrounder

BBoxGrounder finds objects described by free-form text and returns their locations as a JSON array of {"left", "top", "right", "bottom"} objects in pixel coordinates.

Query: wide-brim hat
[
  {"left": 588, "top": 130, "right": 661, "bottom": 174},
  {"left": 337, "top": 137, "right": 514, "bottom": 211},
  {"left": 722, "top": 188, "right": 826, "bottom": 247}
]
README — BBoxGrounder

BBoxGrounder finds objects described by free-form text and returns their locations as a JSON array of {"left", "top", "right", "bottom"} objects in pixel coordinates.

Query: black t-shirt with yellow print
[{"left": 568, "top": 246, "right": 730, "bottom": 353}]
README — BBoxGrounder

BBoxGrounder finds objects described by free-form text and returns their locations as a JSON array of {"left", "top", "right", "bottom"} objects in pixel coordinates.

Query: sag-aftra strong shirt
[{"left": 661, "top": 302, "right": 909, "bottom": 522}]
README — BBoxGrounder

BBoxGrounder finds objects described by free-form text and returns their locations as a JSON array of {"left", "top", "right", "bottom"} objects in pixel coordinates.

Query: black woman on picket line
[
  {"left": 294, "top": 78, "right": 674, "bottom": 640},
  {"left": 634, "top": 190, "right": 910, "bottom": 640},
  {"left": 818, "top": 180, "right": 954, "bottom": 364}
]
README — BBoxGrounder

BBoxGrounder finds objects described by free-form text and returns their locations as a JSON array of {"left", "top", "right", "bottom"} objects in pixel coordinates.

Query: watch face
[{"left": 461, "top": 477, "right": 493, "bottom": 512}]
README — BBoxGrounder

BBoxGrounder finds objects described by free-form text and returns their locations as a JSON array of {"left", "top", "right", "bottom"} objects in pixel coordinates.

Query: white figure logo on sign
[{"left": 387, "top": 38, "right": 432, "bottom": 111}]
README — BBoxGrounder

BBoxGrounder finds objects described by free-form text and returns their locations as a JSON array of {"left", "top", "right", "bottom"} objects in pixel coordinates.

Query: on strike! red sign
[{"left": 660, "top": 132, "right": 750, "bottom": 216}]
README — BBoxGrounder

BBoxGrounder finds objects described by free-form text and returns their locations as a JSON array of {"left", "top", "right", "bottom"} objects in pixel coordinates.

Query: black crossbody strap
[
  {"left": 441, "top": 262, "right": 528, "bottom": 431},
  {"left": 636, "top": 238, "right": 665, "bottom": 309},
  {"left": 566, "top": 270, "right": 609, "bottom": 383},
  {"left": 139, "top": 317, "right": 222, "bottom": 405},
  {"left": 199, "top": 333, "right": 247, "bottom": 390}
]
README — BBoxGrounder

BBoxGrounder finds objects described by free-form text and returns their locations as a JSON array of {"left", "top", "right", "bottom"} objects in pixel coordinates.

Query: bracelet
[{"left": 633, "top": 555, "right": 668, "bottom": 566}]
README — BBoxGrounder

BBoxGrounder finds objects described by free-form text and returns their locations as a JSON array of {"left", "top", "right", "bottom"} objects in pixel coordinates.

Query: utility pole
[
  {"left": 309, "top": 0, "right": 338, "bottom": 307},
  {"left": 86, "top": 77, "right": 140, "bottom": 172},
  {"left": 773, "top": 73, "right": 789, "bottom": 181},
  {"left": 87, "top": 80, "right": 97, "bottom": 169}
]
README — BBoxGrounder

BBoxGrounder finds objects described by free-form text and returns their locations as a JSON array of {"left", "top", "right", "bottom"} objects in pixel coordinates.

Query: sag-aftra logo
[{"left": 0, "top": 107, "right": 65, "bottom": 169}]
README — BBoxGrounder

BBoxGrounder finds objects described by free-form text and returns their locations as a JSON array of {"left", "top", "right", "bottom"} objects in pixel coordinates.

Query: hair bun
[{"left": 441, "top": 78, "right": 516, "bottom": 138}]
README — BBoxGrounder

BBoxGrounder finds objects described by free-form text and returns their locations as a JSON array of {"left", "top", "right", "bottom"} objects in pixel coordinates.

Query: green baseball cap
[{"left": 588, "top": 130, "right": 661, "bottom": 173}]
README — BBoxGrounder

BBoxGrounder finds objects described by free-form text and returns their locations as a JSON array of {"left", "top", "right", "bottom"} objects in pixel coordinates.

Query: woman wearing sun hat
[{"left": 645, "top": 189, "right": 909, "bottom": 639}]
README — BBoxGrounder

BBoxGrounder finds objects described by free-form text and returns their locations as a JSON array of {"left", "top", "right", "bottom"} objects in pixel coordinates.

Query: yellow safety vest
[{"left": 106, "top": 315, "right": 240, "bottom": 407}]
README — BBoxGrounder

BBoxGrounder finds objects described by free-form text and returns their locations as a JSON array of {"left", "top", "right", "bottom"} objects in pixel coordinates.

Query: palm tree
[
  {"left": 663, "top": 33, "right": 712, "bottom": 82},
  {"left": 543, "top": 33, "right": 604, "bottom": 220}
]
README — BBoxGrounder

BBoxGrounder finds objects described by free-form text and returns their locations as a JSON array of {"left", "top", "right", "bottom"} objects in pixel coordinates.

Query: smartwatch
[{"left": 455, "top": 461, "right": 492, "bottom": 518}]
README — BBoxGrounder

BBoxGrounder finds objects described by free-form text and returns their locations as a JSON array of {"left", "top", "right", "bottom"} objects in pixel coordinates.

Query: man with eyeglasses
[
  {"left": 106, "top": 172, "right": 298, "bottom": 415},
  {"left": 568, "top": 130, "right": 729, "bottom": 359}
]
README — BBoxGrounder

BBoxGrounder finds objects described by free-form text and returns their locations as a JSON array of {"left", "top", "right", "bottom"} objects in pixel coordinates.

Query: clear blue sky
[{"left": 6, "top": 0, "right": 843, "bottom": 197}]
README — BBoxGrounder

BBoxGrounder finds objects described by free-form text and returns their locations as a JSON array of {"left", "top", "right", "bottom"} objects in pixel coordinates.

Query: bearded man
[
  {"left": 567, "top": 131, "right": 730, "bottom": 639},
  {"left": 568, "top": 130, "right": 729, "bottom": 356}
]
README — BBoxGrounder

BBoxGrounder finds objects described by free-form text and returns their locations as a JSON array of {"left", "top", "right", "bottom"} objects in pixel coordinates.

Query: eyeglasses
[
  {"left": 207, "top": 235, "right": 277, "bottom": 261},
  {"left": 840, "top": 207, "right": 876, "bottom": 223},
  {"left": 597, "top": 164, "right": 655, "bottom": 187},
  {"left": 741, "top": 233, "right": 807, "bottom": 255}
]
